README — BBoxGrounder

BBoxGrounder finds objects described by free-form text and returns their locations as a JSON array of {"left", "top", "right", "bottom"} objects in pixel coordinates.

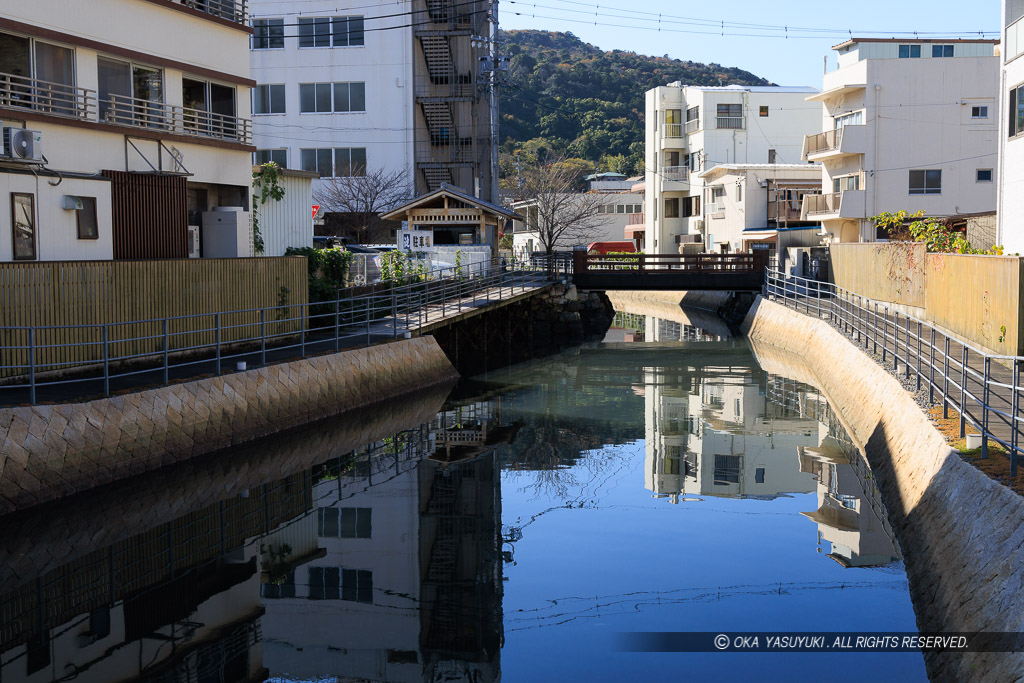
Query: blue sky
[{"left": 500, "top": 0, "right": 1001, "bottom": 87}]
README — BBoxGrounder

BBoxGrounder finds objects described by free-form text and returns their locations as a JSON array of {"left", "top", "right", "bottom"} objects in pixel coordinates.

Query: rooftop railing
[{"left": 168, "top": 0, "right": 249, "bottom": 25}]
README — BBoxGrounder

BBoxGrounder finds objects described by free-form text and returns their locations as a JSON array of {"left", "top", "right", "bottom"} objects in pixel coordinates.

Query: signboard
[{"left": 312, "top": 204, "right": 320, "bottom": 220}]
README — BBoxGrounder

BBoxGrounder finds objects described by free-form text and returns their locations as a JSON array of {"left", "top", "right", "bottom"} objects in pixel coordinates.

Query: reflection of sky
[{"left": 496, "top": 346, "right": 926, "bottom": 681}]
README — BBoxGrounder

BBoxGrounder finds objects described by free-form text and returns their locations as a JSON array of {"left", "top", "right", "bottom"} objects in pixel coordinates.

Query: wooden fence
[
  {"left": 830, "top": 244, "right": 1024, "bottom": 355},
  {"left": 0, "top": 258, "right": 308, "bottom": 377}
]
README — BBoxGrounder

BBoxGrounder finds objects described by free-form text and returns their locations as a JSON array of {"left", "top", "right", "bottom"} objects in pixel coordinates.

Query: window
[
  {"left": 0, "top": 32, "right": 77, "bottom": 116},
  {"left": 299, "top": 16, "right": 364, "bottom": 47},
  {"left": 76, "top": 197, "right": 98, "bottom": 240},
  {"left": 834, "top": 111, "right": 863, "bottom": 129},
  {"left": 755, "top": 467, "right": 765, "bottom": 484},
  {"left": 681, "top": 196, "right": 700, "bottom": 217},
  {"left": 759, "top": 105, "right": 769, "bottom": 117},
  {"left": 98, "top": 57, "right": 163, "bottom": 125},
  {"left": 1010, "top": 83, "right": 1024, "bottom": 138},
  {"left": 308, "top": 567, "right": 373, "bottom": 602},
  {"left": 716, "top": 103, "right": 743, "bottom": 128},
  {"left": 11, "top": 193, "right": 35, "bottom": 260},
  {"left": 909, "top": 169, "right": 942, "bottom": 195},
  {"left": 253, "top": 84, "right": 285, "bottom": 114},
  {"left": 252, "top": 18, "right": 284, "bottom": 49},
  {"left": 254, "top": 149, "right": 287, "bottom": 167},
  {"left": 833, "top": 175, "right": 860, "bottom": 193},
  {"left": 768, "top": 149, "right": 777, "bottom": 164},
  {"left": 971, "top": 105, "right": 988, "bottom": 119},
  {"left": 898, "top": 44, "right": 921, "bottom": 58},
  {"left": 261, "top": 571, "right": 295, "bottom": 599},
  {"left": 665, "top": 198, "right": 680, "bottom": 218},
  {"left": 318, "top": 507, "right": 372, "bottom": 538},
  {"left": 300, "top": 82, "right": 365, "bottom": 113},
  {"left": 977, "top": 169, "right": 993, "bottom": 183},
  {"left": 665, "top": 108, "right": 682, "bottom": 136},
  {"left": 300, "top": 147, "right": 366, "bottom": 177},
  {"left": 713, "top": 455, "right": 741, "bottom": 485},
  {"left": 931, "top": 44, "right": 954, "bottom": 58},
  {"left": 685, "top": 105, "right": 700, "bottom": 131},
  {"left": 182, "top": 78, "right": 236, "bottom": 136},
  {"left": 711, "top": 186, "right": 726, "bottom": 202}
]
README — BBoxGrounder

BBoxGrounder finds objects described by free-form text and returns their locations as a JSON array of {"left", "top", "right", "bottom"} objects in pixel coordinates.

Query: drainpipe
[{"left": 870, "top": 83, "right": 881, "bottom": 242}]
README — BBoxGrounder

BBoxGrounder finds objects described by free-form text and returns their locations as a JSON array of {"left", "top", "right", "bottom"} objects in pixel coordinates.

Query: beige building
[
  {"left": 804, "top": 38, "right": 999, "bottom": 243},
  {"left": 0, "top": 0, "right": 255, "bottom": 262}
]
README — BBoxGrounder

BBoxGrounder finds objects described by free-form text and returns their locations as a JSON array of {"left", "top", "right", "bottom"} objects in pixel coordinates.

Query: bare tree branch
[
  {"left": 314, "top": 167, "right": 414, "bottom": 244},
  {"left": 511, "top": 156, "right": 612, "bottom": 254}
]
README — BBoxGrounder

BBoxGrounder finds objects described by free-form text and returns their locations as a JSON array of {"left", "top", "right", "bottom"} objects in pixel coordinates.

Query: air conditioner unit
[
  {"left": 4, "top": 128, "right": 43, "bottom": 162},
  {"left": 675, "top": 234, "right": 701, "bottom": 244},
  {"left": 187, "top": 226, "right": 200, "bottom": 258}
]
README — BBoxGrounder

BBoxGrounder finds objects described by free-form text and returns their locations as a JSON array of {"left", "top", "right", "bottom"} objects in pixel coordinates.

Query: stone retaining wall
[
  {"left": 0, "top": 337, "right": 459, "bottom": 515},
  {"left": 743, "top": 296, "right": 1024, "bottom": 681}
]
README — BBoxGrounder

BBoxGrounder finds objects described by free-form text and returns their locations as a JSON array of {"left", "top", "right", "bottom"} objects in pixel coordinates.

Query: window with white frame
[
  {"left": 254, "top": 149, "right": 286, "bottom": 167},
  {"left": 252, "top": 18, "right": 284, "bottom": 49},
  {"left": 931, "top": 44, "right": 954, "bottom": 58},
  {"left": 834, "top": 111, "right": 863, "bottom": 129},
  {"left": 971, "top": 105, "right": 989, "bottom": 119},
  {"left": 1010, "top": 83, "right": 1024, "bottom": 138},
  {"left": 253, "top": 84, "right": 285, "bottom": 114},
  {"left": 300, "top": 147, "right": 366, "bottom": 177},
  {"left": 909, "top": 169, "right": 941, "bottom": 195},
  {"left": 299, "top": 17, "right": 364, "bottom": 48},
  {"left": 299, "top": 82, "right": 365, "bottom": 113},
  {"left": 976, "top": 169, "right": 993, "bottom": 183},
  {"left": 833, "top": 175, "right": 860, "bottom": 192}
]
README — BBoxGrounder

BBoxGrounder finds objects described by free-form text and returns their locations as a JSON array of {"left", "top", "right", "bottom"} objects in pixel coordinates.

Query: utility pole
[{"left": 488, "top": 0, "right": 500, "bottom": 205}]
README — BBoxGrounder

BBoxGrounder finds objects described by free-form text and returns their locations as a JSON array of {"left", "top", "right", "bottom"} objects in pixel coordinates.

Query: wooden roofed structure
[{"left": 382, "top": 184, "right": 520, "bottom": 255}]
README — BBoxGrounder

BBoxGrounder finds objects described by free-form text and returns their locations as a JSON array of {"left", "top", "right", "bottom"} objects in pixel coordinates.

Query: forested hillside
[{"left": 500, "top": 30, "right": 769, "bottom": 176}]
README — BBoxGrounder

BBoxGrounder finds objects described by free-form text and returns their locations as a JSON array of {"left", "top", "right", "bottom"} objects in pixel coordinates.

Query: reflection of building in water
[
  {"left": 261, "top": 421, "right": 503, "bottom": 682},
  {"left": 644, "top": 364, "right": 820, "bottom": 502},
  {"left": 0, "top": 472, "right": 311, "bottom": 683},
  {"left": 799, "top": 443, "right": 902, "bottom": 568}
]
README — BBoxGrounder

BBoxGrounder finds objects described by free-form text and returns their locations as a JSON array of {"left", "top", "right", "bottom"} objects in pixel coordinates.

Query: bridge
[{"left": 571, "top": 252, "right": 769, "bottom": 291}]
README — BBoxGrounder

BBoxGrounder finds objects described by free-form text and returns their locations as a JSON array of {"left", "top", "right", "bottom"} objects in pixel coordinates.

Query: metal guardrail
[
  {"left": 103, "top": 94, "right": 252, "bottom": 144},
  {"left": 664, "top": 123, "right": 683, "bottom": 138},
  {"left": 575, "top": 251, "right": 768, "bottom": 273},
  {"left": 803, "top": 192, "right": 841, "bottom": 216},
  {"left": 662, "top": 165, "right": 689, "bottom": 182},
  {"left": 173, "top": 0, "right": 249, "bottom": 24},
  {"left": 805, "top": 129, "right": 840, "bottom": 155},
  {"left": 0, "top": 256, "right": 566, "bottom": 406},
  {"left": 0, "top": 72, "right": 96, "bottom": 120},
  {"left": 764, "top": 267, "right": 1022, "bottom": 477}
]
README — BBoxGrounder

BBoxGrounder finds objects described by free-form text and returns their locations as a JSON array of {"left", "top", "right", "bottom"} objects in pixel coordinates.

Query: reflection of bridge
[{"left": 572, "top": 252, "right": 769, "bottom": 291}]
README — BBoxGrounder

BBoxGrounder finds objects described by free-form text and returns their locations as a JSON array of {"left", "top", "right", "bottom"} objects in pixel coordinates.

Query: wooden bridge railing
[{"left": 572, "top": 251, "right": 769, "bottom": 274}]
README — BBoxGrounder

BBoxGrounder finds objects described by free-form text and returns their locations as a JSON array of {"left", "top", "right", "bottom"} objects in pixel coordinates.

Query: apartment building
[
  {"left": 643, "top": 83, "right": 820, "bottom": 254},
  {"left": 696, "top": 163, "right": 822, "bottom": 253},
  {"left": 1000, "top": 2, "right": 1024, "bottom": 253},
  {"left": 803, "top": 38, "right": 999, "bottom": 243},
  {"left": 249, "top": 0, "right": 499, "bottom": 213},
  {"left": 0, "top": 0, "right": 255, "bottom": 262},
  {"left": 509, "top": 189, "right": 643, "bottom": 258}
]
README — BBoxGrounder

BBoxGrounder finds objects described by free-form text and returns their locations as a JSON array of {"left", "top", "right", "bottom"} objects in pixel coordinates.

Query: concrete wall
[
  {"left": 743, "top": 297, "right": 1024, "bottom": 681},
  {"left": 1000, "top": 1, "right": 1024, "bottom": 254},
  {"left": 0, "top": 336, "right": 458, "bottom": 514}
]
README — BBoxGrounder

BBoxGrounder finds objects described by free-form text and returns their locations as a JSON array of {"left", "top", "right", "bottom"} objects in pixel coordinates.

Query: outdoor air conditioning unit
[
  {"left": 187, "top": 226, "right": 200, "bottom": 258},
  {"left": 675, "top": 234, "right": 701, "bottom": 244},
  {"left": 4, "top": 128, "right": 43, "bottom": 162}
]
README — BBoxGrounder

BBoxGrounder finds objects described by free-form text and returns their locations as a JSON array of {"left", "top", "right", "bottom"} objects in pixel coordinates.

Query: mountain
[{"left": 499, "top": 30, "right": 770, "bottom": 176}]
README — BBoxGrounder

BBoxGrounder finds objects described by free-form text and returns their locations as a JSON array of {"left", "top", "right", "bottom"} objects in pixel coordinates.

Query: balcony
[
  {"left": 664, "top": 123, "right": 684, "bottom": 138},
  {"left": 706, "top": 202, "right": 725, "bottom": 217},
  {"left": 662, "top": 166, "right": 689, "bottom": 182},
  {"left": 0, "top": 72, "right": 96, "bottom": 121},
  {"left": 801, "top": 189, "right": 865, "bottom": 220},
  {"left": 685, "top": 118, "right": 700, "bottom": 134},
  {"left": 102, "top": 94, "right": 252, "bottom": 144},
  {"left": 803, "top": 125, "right": 866, "bottom": 161},
  {"left": 714, "top": 116, "right": 745, "bottom": 130},
  {"left": 625, "top": 212, "right": 645, "bottom": 240},
  {"left": 165, "top": 0, "right": 249, "bottom": 25}
]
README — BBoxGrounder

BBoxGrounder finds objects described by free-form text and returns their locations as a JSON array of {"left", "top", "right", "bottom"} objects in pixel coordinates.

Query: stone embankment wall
[
  {"left": 0, "top": 337, "right": 459, "bottom": 515},
  {"left": 530, "top": 283, "right": 613, "bottom": 353},
  {"left": 743, "top": 297, "right": 1024, "bottom": 682}
]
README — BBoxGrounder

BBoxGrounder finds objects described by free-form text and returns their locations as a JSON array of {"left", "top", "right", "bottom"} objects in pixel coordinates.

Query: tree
[
  {"left": 314, "top": 167, "right": 413, "bottom": 244},
  {"left": 512, "top": 155, "right": 611, "bottom": 254}
]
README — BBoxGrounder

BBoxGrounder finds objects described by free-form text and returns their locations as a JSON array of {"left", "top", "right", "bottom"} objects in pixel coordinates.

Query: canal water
[{"left": 0, "top": 303, "right": 926, "bottom": 682}]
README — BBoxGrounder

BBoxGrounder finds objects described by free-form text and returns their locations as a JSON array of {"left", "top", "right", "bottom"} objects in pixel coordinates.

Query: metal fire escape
[{"left": 414, "top": 0, "right": 482, "bottom": 194}]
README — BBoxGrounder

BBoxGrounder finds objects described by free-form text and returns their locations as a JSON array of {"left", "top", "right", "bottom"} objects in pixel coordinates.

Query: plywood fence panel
[
  {"left": 830, "top": 243, "right": 926, "bottom": 309},
  {"left": 925, "top": 254, "right": 1022, "bottom": 356},
  {"left": 0, "top": 258, "right": 307, "bottom": 377}
]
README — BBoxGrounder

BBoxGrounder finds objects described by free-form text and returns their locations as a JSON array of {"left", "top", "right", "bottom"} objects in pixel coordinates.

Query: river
[{"left": 0, "top": 302, "right": 926, "bottom": 682}]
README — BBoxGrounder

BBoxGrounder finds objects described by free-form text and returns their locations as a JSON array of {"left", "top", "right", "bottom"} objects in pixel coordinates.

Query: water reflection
[{"left": 0, "top": 315, "right": 917, "bottom": 682}]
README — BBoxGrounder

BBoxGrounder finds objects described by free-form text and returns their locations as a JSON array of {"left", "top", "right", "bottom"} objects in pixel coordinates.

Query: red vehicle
[{"left": 587, "top": 241, "right": 637, "bottom": 254}]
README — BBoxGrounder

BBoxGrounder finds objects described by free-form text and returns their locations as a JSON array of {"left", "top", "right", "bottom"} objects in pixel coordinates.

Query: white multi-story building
[
  {"left": 509, "top": 190, "right": 643, "bottom": 258},
  {"left": 644, "top": 84, "right": 820, "bottom": 253},
  {"left": 0, "top": 0, "right": 254, "bottom": 262},
  {"left": 249, "top": 0, "right": 499, "bottom": 211},
  {"left": 695, "top": 163, "right": 822, "bottom": 253},
  {"left": 804, "top": 38, "right": 999, "bottom": 243},
  {"left": 1000, "top": 3, "right": 1024, "bottom": 253}
]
